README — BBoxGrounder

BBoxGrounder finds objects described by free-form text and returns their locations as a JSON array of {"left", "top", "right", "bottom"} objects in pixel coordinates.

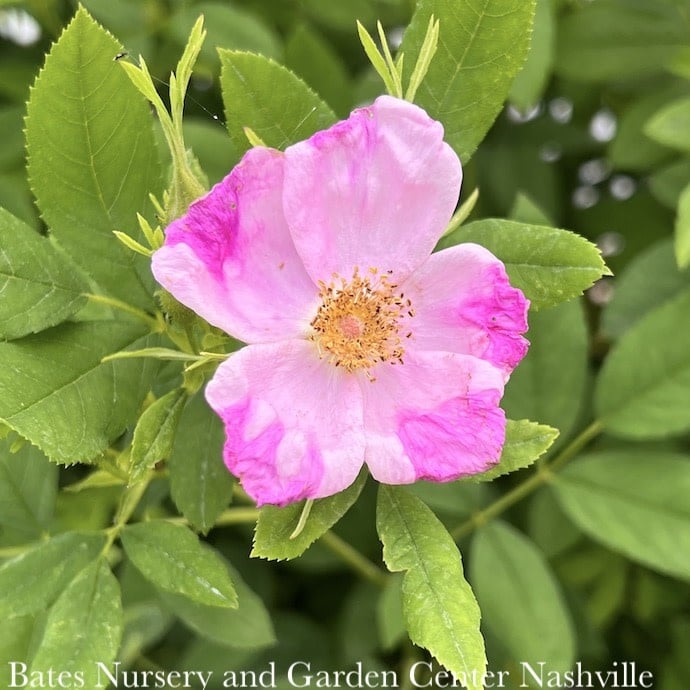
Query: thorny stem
[
  {"left": 320, "top": 531, "right": 388, "bottom": 587},
  {"left": 450, "top": 420, "right": 603, "bottom": 541}
]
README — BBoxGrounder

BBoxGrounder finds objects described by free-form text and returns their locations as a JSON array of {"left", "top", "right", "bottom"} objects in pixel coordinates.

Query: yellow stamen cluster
[{"left": 309, "top": 267, "right": 414, "bottom": 377}]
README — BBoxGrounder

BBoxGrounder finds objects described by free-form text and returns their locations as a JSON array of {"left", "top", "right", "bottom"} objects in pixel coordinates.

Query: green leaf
[
  {"left": 0, "top": 616, "right": 34, "bottom": 688},
  {"left": 0, "top": 54, "right": 37, "bottom": 102},
  {"left": 301, "top": 0, "right": 375, "bottom": 30},
  {"left": 160, "top": 562, "right": 275, "bottom": 649},
  {"left": 528, "top": 487, "right": 581, "bottom": 559},
  {"left": 72, "top": 0, "right": 153, "bottom": 53},
  {"left": 377, "top": 486, "right": 485, "bottom": 688},
  {"left": 440, "top": 219, "right": 609, "bottom": 309},
  {"left": 649, "top": 158, "right": 690, "bottom": 210},
  {"left": 0, "top": 532, "right": 106, "bottom": 618},
  {"left": 118, "top": 602, "right": 173, "bottom": 668},
  {"left": 219, "top": 50, "right": 336, "bottom": 156},
  {"left": 183, "top": 119, "right": 240, "bottom": 185},
  {"left": 31, "top": 559, "right": 122, "bottom": 688},
  {"left": 401, "top": 0, "right": 536, "bottom": 161},
  {"left": 130, "top": 388, "right": 187, "bottom": 484},
  {"left": 0, "top": 321, "right": 157, "bottom": 464},
  {"left": 645, "top": 97, "right": 690, "bottom": 153},
  {"left": 470, "top": 521, "right": 575, "bottom": 671},
  {"left": 601, "top": 239, "right": 690, "bottom": 339},
  {"left": 170, "top": 2, "right": 281, "bottom": 65},
  {"left": 252, "top": 470, "right": 366, "bottom": 561},
  {"left": 408, "top": 482, "right": 490, "bottom": 521},
  {"left": 0, "top": 441, "right": 57, "bottom": 537},
  {"left": 554, "top": 451, "right": 690, "bottom": 582},
  {"left": 376, "top": 574, "right": 405, "bottom": 651},
  {"left": 0, "top": 106, "right": 24, "bottom": 169},
  {"left": 25, "top": 7, "right": 161, "bottom": 309},
  {"left": 0, "top": 208, "right": 88, "bottom": 340},
  {"left": 168, "top": 392, "right": 234, "bottom": 534},
  {"left": 405, "top": 16, "right": 439, "bottom": 104},
  {"left": 675, "top": 183, "right": 690, "bottom": 269},
  {"left": 502, "top": 299, "right": 588, "bottom": 442},
  {"left": 669, "top": 44, "right": 690, "bottom": 79},
  {"left": 356, "top": 21, "right": 399, "bottom": 99},
  {"left": 609, "top": 85, "right": 686, "bottom": 172},
  {"left": 509, "top": 0, "right": 554, "bottom": 112},
  {"left": 574, "top": 549, "right": 628, "bottom": 628},
  {"left": 285, "top": 24, "right": 351, "bottom": 116},
  {"left": 510, "top": 191, "right": 552, "bottom": 226},
  {"left": 339, "top": 581, "right": 382, "bottom": 663},
  {"left": 0, "top": 171, "right": 38, "bottom": 231},
  {"left": 121, "top": 521, "right": 238, "bottom": 608},
  {"left": 469, "top": 420, "right": 558, "bottom": 482},
  {"left": 555, "top": 0, "right": 690, "bottom": 82},
  {"left": 595, "top": 287, "right": 690, "bottom": 438}
]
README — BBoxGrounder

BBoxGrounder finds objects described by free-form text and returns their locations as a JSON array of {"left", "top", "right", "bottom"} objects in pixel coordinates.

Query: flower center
[{"left": 309, "top": 267, "right": 413, "bottom": 376}]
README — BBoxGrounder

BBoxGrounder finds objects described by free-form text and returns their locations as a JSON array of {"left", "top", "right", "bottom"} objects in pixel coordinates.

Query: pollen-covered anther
[{"left": 309, "top": 267, "right": 411, "bottom": 373}]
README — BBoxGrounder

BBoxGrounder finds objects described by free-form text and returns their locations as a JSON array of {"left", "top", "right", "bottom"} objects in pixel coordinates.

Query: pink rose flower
[{"left": 152, "top": 96, "right": 529, "bottom": 506}]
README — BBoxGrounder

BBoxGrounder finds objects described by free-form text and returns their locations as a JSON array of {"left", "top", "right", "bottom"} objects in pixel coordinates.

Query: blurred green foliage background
[{"left": 1, "top": 0, "right": 689, "bottom": 688}]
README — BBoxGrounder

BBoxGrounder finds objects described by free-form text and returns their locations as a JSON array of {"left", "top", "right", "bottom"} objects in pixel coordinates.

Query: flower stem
[
  {"left": 163, "top": 507, "right": 260, "bottom": 527},
  {"left": 549, "top": 419, "right": 603, "bottom": 471},
  {"left": 320, "top": 531, "right": 388, "bottom": 587},
  {"left": 450, "top": 419, "right": 603, "bottom": 541},
  {"left": 213, "top": 507, "right": 261, "bottom": 527}
]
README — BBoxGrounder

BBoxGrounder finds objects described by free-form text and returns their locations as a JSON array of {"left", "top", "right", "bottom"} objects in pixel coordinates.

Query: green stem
[
  {"left": 549, "top": 419, "right": 603, "bottom": 472},
  {"left": 86, "top": 294, "right": 162, "bottom": 331},
  {"left": 165, "top": 503, "right": 387, "bottom": 587},
  {"left": 165, "top": 507, "right": 260, "bottom": 527},
  {"left": 102, "top": 478, "right": 154, "bottom": 556},
  {"left": 114, "top": 480, "right": 151, "bottom": 529},
  {"left": 451, "top": 469, "right": 544, "bottom": 541},
  {"left": 215, "top": 507, "right": 261, "bottom": 527},
  {"left": 232, "top": 483, "right": 254, "bottom": 504},
  {"left": 320, "top": 531, "right": 388, "bottom": 587},
  {"left": 450, "top": 420, "right": 603, "bottom": 541}
]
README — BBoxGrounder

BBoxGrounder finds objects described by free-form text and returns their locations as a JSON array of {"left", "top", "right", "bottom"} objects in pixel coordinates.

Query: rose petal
[
  {"left": 360, "top": 350, "right": 506, "bottom": 483},
  {"left": 283, "top": 95, "right": 462, "bottom": 285},
  {"left": 402, "top": 243, "right": 529, "bottom": 378},
  {"left": 152, "top": 147, "right": 317, "bottom": 344},
  {"left": 205, "top": 340, "right": 365, "bottom": 506}
]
